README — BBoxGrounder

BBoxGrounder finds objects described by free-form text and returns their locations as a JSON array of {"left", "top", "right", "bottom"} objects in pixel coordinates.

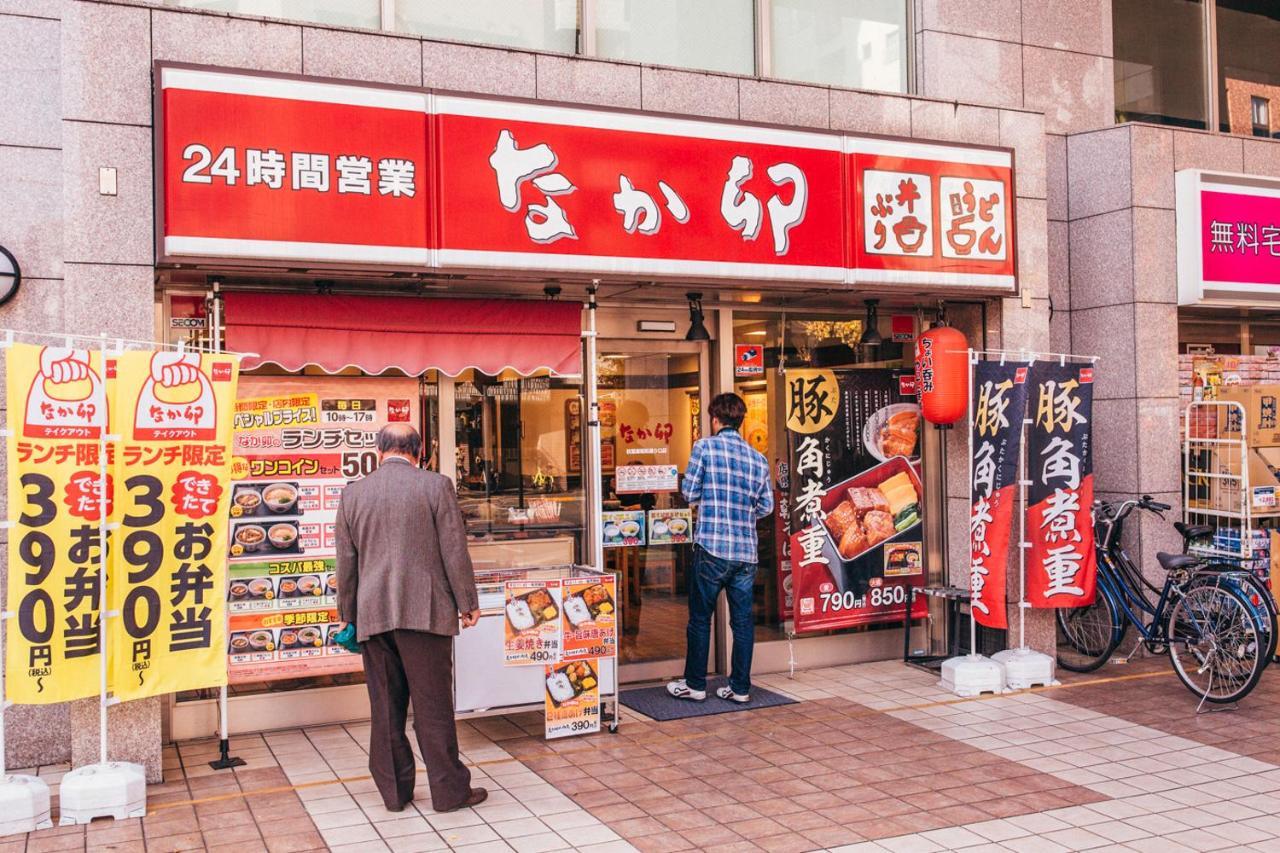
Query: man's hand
[{"left": 460, "top": 609, "right": 481, "bottom": 629}]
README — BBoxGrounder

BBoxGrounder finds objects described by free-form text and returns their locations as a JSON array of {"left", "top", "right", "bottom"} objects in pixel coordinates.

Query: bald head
[{"left": 377, "top": 423, "right": 421, "bottom": 463}]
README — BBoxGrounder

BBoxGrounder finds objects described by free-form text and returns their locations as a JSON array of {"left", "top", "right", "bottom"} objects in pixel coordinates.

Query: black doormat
[{"left": 619, "top": 679, "right": 797, "bottom": 721}]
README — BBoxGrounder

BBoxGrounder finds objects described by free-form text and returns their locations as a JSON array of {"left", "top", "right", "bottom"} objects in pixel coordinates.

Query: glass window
[
  {"left": 770, "top": 0, "right": 907, "bottom": 93},
  {"left": 395, "top": 0, "right": 578, "bottom": 53},
  {"left": 161, "top": 0, "right": 380, "bottom": 29},
  {"left": 595, "top": 0, "right": 754, "bottom": 75},
  {"left": 1113, "top": 0, "right": 1207, "bottom": 129},
  {"left": 1217, "top": 1, "right": 1280, "bottom": 137},
  {"left": 453, "top": 370, "right": 585, "bottom": 569}
]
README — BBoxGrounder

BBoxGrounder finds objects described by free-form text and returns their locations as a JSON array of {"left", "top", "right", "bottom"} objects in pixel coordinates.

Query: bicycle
[
  {"left": 1175, "top": 520, "right": 1279, "bottom": 664},
  {"left": 1056, "top": 495, "right": 1272, "bottom": 704}
]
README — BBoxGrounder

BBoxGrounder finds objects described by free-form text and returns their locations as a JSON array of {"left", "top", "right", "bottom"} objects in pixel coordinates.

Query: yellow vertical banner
[
  {"left": 5, "top": 344, "right": 112, "bottom": 704},
  {"left": 109, "top": 351, "right": 240, "bottom": 701}
]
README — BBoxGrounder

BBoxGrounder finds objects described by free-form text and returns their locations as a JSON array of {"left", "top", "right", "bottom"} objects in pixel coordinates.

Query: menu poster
[
  {"left": 562, "top": 576, "right": 617, "bottom": 661},
  {"left": 648, "top": 508, "right": 692, "bottom": 545},
  {"left": 227, "top": 607, "right": 357, "bottom": 681},
  {"left": 785, "top": 369, "right": 928, "bottom": 634},
  {"left": 226, "top": 376, "right": 419, "bottom": 684},
  {"left": 544, "top": 659, "right": 601, "bottom": 739},
  {"left": 602, "top": 510, "right": 645, "bottom": 547},
  {"left": 504, "top": 579, "right": 563, "bottom": 665}
]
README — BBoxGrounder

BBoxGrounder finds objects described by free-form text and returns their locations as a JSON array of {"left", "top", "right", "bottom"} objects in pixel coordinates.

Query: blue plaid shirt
[{"left": 682, "top": 428, "right": 774, "bottom": 563}]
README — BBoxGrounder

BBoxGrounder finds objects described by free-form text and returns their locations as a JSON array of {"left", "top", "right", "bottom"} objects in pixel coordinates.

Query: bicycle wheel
[
  {"left": 1056, "top": 588, "right": 1122, "bottom": 672},
  {"left": 1191, "top": 568, "right": 1278, "bottom": 665},
  {"left": 1167, "top": 581, "right": 1267, "bottom": 703}
]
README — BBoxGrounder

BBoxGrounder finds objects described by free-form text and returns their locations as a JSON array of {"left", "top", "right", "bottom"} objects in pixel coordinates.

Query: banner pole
[
  {"left": 97, "top": 339, "right": 111, "bottom": 765},
  {"left": 967, "top": 349, "right": 978, "bottom": 658},
  {"left": 206, "top": 284, "right": 243, "bottom": 770},
  {"left": 1017, "top": 415, "right": 1029, "bottom": 651}
]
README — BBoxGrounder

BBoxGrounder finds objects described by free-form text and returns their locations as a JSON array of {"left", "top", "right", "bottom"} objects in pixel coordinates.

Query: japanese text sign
[
  {"left": 561, "top": 576, "right": 617, "bottom": 662},
  {"left": 6, "top": 345, "right": 111, "bottom": 703},
  {"left": 969, "top": 360, "right": 1031, "bottom": 630},
  {"left": 504, "top": 579, "right": 562, "bottom": 666},
  {"left": 110, "top": 350, "right": 240, "bottom": 701},
  {"left": 4, "top": 344, "right": 240, "bottom": 705},
  {"left": 1177, "top": 169, "right": 1280, "bottom": 305},
  {"left": 1026, "top": 363, "right": 1097, "bottom": 609},
  {"left": 159, "top": 66, "right": 430, "bottom": 266},
  {"left": 785, "top": 368, "right": 928, "bottom": 633},
  {"left": 226, "top": 376, "right": 418, "bottom": 684},
  {"left": 614, "top": 464, "right": 678, "bottom": 494},
  {"left": 544, "top": 659, "right": 600, "bottom": 739},
  {"left": 158, "top": 64, "right": 1016, "bottom": 292}
]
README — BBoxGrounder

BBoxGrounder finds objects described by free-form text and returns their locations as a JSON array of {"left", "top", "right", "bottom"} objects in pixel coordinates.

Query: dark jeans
[{"left": 683, "top": 545, "right": 757, "bottom": 696}]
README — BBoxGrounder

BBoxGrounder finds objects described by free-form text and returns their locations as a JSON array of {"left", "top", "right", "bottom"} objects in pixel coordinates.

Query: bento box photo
[
  {"left": 505, "top": 586, "right": 560, "bottom": 634},
  {"left": 815, "top": 456, "right": 923, "bottom": 595},
  {"left": 562, "top": 582, "right": 615, "bottom": 629},
  {"left": 545, "top": 660, "right": 599, "bottom": 707}
]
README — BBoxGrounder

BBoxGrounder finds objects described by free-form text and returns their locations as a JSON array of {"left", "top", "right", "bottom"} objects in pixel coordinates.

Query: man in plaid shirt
[{"left": 668, "top": 393, "right": 774, "bottom": 703}]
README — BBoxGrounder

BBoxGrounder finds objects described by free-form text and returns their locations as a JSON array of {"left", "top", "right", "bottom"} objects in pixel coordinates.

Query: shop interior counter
[{"left": 454, "top": 564, "right": 615, "bottom": 715}]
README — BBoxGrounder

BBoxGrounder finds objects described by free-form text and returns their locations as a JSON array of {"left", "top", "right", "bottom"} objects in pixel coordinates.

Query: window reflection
[
  {"left": 452, "top": 370, "right": 585, "bottom": 568},
  {"left": 770, "top": 0, "right": 907, "bottom": 93},
  {"left": 1113, "top": 0, "right": 1207, "bottom": 129},
  {"left": 1217, "top": 1, "right": 1280, "bottom": 137},
  {"left": 595, "top": 0, "right": 754, "bottom": 75},
  {"left": 396, "top": 0, "right": 578, "bottom": 54},
  {"left": 162, "top": 0, "right": 380, "bottom": 29}
]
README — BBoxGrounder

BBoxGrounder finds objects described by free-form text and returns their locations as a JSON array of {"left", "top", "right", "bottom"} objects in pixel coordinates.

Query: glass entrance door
[{"left": 598, "top": 341, "right": 709, "bottom": 680}]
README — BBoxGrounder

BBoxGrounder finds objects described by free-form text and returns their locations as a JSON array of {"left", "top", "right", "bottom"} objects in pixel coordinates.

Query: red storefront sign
[
  {"left": 158, "top": 67, "right": 430, "bottom": 265},
  {"left": 157, "top": 64, "right": 1016, "bottom": 291}
]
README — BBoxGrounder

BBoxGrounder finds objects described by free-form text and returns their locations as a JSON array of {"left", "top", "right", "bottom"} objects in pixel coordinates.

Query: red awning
[{"left": 224, "top": 293, "right": 583, "bottom": 376}]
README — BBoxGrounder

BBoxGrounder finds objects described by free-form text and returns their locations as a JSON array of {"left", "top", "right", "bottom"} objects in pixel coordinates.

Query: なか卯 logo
[
  {"left": 134, "top": 352, "right": 218, "bottom": 440},
  {"left": 23, "top": 347, "right": 107, "bottom": 439}
]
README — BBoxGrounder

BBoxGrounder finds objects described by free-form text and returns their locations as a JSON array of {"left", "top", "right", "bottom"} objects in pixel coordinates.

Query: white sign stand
[
  {"left": 60, "top": 338, "right": 146, "bottom": 825},
  {"left": 0, "top": 332, "right": 54, "bottom": 836},
  {"left": 941, "top": 350, "right": 1006, "bottom": 697}
]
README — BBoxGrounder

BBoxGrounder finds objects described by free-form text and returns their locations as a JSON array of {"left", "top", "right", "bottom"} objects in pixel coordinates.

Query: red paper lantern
[{"left": 915, "top": 325, "right": 968, "bottom": 425}]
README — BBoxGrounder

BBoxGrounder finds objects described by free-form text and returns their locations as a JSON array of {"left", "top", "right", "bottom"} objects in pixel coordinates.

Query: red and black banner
[
  {"left": 969, "top": 361, "right": 1031, "bottom": 630},
  {"left": 1026, "top": 363, "right": 1096, "bottom": 607}
]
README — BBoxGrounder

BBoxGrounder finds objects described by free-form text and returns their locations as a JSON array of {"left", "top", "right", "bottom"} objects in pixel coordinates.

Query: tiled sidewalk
[{"left": 8, "top": 656, "right": 1280, "bottom": 852}]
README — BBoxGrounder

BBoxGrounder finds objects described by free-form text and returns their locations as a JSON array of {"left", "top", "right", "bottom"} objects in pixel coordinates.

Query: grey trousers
[{"left": 361, "top": 629, "right": 472, "bottom": 810}]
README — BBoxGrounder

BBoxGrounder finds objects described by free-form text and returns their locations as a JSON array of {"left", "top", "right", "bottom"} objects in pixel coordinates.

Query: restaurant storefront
[{"left": 151, "top": 63, "right": 1022, "bottom": 737}]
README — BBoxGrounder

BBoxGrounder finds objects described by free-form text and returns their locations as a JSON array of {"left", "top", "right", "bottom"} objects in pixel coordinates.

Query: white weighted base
[
  {"left": 0, "top": 774, "right": 53, "bottom": 836},
  {"left": 57, "top": 762, "right": 146, "bottom": 825},
  {"left": 992, "top": 648, "right": 1057, "bottom": 690},
  {"left": 940, "top": 654, "right": 1006, "bottom": 697}
]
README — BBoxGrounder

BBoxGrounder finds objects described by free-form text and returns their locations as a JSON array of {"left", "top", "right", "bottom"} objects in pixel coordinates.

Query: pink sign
[{"left": 1200, "top": 189, "right": 1280, "bottom": 285}]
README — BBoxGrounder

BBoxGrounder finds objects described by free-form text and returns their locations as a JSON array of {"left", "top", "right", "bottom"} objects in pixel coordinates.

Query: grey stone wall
[
  {"left": 1065, "top": 126, "right": 1280, "bottom": 577},
  {"left": 1, "top": 0, "right": 1062, "bottom": 775}
]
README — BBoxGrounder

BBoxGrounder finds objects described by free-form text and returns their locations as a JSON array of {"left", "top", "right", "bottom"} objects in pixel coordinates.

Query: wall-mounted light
[
  {"left": 685, "top": 292, "right": 710, "bottom": 341},
  {"left": 861, "top": 299, "right": 883, "bottom": 348},
  {"left": 0, "top": 245, "right": 22, "bottom": 306}
]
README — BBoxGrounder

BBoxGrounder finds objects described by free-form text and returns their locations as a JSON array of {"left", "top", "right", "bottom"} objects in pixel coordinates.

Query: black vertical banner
[
  {"left": 969, "top": 361, "right": 1031, "bottom": 629},
  {"left": 1026, "top": 363, "right": 1096, "bottom": 607}
]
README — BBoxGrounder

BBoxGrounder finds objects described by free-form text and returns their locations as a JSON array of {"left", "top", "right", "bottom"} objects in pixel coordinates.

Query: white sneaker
[
  {"left": 666, "top": 679, "right": 706, "bottom": 701},
  {"left": 716, "top": 686, "right": 750, "bottom": 704}
]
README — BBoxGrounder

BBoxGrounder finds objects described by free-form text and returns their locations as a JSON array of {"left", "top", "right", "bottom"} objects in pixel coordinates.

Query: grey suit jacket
[{"left": 335, "top": 458, "right": 479, "bottom": 641}]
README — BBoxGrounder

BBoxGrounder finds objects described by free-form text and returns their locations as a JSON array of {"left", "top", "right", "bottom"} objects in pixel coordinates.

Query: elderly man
[{"left": 336, "top": 423, "right": 487, "bottom": 813}]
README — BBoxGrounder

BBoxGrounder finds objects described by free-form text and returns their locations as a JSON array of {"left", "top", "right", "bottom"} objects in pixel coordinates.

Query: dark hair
[
  {"left": 708, "top": 393, "right": 747, "bottom": 431},
  {"left": 377, "top": 424, "right": 422, "bottom": 459}
]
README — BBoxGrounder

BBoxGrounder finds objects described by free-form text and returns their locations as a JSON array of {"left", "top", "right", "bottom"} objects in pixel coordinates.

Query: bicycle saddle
[
  {"left": 1173, "top": 521, "right": 1213, "bottom": 541},
  {"left": 1157, "top": 552, "right": 1198, "bottom": 572}
]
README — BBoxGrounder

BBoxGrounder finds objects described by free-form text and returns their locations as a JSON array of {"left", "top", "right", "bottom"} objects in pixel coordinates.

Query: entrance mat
[{"left": 619, "top": 679, "right": 797, "bottom": 721}]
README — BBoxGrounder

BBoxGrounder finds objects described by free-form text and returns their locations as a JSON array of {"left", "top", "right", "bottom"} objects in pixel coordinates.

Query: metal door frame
[{"left": 597, "top": 337, "right": 713, "bottom": 684}]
